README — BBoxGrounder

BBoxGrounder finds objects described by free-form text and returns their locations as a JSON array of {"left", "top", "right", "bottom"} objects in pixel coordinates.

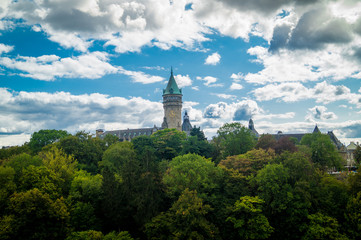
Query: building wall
[{"left": 163, "top": 94, "right": 182, "bottom": 131}]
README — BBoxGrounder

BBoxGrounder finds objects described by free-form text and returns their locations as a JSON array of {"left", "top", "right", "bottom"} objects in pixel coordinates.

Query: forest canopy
[{"left": 0, "top": 124, "right": 359, "bottom": 240}]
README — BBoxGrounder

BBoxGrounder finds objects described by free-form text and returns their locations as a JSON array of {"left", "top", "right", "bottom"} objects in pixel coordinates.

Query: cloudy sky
[{"left": 1, "top": 0, "right": 361, "bottom": 147}]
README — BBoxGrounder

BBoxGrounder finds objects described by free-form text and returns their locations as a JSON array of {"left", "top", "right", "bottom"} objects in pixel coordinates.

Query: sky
[{"left": 1, "top": 0, "right": 361, "bottom": 147}]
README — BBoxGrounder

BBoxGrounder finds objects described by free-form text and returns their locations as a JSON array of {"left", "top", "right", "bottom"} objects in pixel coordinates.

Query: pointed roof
[
  {"left": 163, "top": 68, "right": 182, "bottom": 95},
  {"left": 313, "top": 125, "right": 320, "bottom": 133}
]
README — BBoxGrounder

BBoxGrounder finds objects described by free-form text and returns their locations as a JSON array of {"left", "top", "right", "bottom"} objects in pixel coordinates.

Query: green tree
[
  {"left": 190, "top": 126, "right": 206, "bottom": 141},
  {"left": 219, "top": 148, "right": 275, "bottom": 177},
  {"left": 132, "top": 135, "right": 158, "bottom": 171},
  {"left": 0, "top": 166, "right": 16, "bottom": 213},
  {"left": 181, "top": 135, "right": 214, "bottom": 158},
  {"left": 99, "top": 142, "right": 135, "bottom": 173},
  {"left": 29, "top": 129, "right": 70, "bottom": 153},
  {"left": 303, "top": 213, "right": 348, "bottom": 240},
  {"left": 216, "top": 122, "right": 256, "bottom": 158},
  {"left": 4, "top": 153, "right": 42, "bottom": 184},
  {"left": 0, "top": 144, "right": 31, "bottom": 162},
  {"left": 226, "top": 196, "right": 273, "bottom": 239},
  {"left": 151, "top": 128, "right": 186, "bottom": 161},
  {"left": 145, "top": 189, "right": 220, "bottom": 240},
  {"left": 354, "top": 145, "right": 361, "bottom": 165},
  {"left": 163, "top": 153, "right": 223, "bottom": 200},
  {"left": 3, "top": 188, "right": 70, "bottom": 240},
  {"left": 103, "top": 134, "right": 119, "bottom": 147},
  {"left": 300, "top": 132, "right": 343, "bottom": 170},
  {"left": 345, "top": 192, "right": 361, "bottom": 239},
  {"left": 254, "top": 163, "right": 293, "bottom": 215},
  {"left": 59, "top": 132, "right": 106, "bottom": 174},
  {"left": 40, "top": 146, "right": 78, "bottom": 194}
]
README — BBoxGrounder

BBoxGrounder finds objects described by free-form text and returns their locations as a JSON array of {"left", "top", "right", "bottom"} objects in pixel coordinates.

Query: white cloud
[
  {"left": 0, "top": 88, "right": 164, "bottom": 147},
  {"left": 253, "top": 81, "right": 361, "bottom": 107},
  {"left": 214, "top": 93, "right": 236, "bottom": 100},
  {"left": 197, "top": 76, "right": 223, "bottom": 87},
  {"left": 306, "top": 106, "right": 337, "bottom": 122},
  {"left": 119, "top": 67, "right": 164, "bottom": 84},
  {"left": 230, "top": 82, "right": 243, "bottom": 90},
  {"left": 205, "top": 52, "right": 221, "bottom": 65},
  {"left": 0, "top": 52, "right": 118, "bottom": 81},
  {"left": 174, "top": 74, "right": 192, "bottom": 88},
  {"left": 0, "top": 43, "right": 13, "bottom": 55}
]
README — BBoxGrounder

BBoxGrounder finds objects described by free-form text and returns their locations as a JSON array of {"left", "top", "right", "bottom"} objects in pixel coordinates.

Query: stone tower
[{"left": 162, "top": 68, "right": 182, "bottom": 131}]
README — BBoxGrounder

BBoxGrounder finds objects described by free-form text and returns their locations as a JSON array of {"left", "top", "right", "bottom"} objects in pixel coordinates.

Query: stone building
[{"left": 97, "top": 69, "right": 193, "bottom": 141}]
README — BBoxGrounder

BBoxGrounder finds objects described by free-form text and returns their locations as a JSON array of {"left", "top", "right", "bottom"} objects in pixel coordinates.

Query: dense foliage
[{"left": 0, "top": 124, "right": 359, "bottom": 240}]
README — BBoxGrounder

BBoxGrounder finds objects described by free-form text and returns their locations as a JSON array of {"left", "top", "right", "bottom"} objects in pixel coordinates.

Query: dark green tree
[
  {"left": 29, "top": 129, "right": 70, "bottom": 153},
  {"left": 216, "top": 122, "right": 256, "bottom": 158},
  {"left": 59, "top": 132, "right": 106, "bottom": 174},
  {"left": 145, "top": 189, "right": 220, "bottom": 240},
  {"left": 300, "top": 132, "right": 343, "bottom": 170},
  {"left": 354, "top": 145, "right": 361, "bottom": 165},
  {"left": 226, "top": 196, "right": 273, "bottom": 240},
  {"left": 190, "top": 126, "right": 206, "bottom": 141},
  {"left": 151, "top": 128, "right": 186, "bottom": 161},
  {"left": 303, "top": 213, "right": 348, "bottom": 240},
  {"left": 2, "top": 188, "right": 70, "bottom": 240}
]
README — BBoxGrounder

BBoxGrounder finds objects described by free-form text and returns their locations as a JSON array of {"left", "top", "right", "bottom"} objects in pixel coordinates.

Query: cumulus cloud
[
  {"left": 0, "top": 51, "right": 164, "bottom": 83},
  {"left": 3, "top": 0, "right": 210, "bottom": 53},
  {"left": 230, "top": 82, "right": 243, "bottom": 90},
  {"left": 306, "top": 106, "right": 337, "bottom": 122},
  {"left": 119, "top": 67, "right": 164, "bottom": 84},
  {"left": 0, "top": 88, "right": 163, "bottom": 146},
  {"left": 197, "top": 76, "right": 223, "bottom": 87},
  {"left": 253, "top": 81, "right": 361, "bottom": 107},
  {"left": 0, "top": 43, "right": 13, "bottom": 55},
  {"left": 205, "top": 52, "right": 221, "bottom": 65},
  {"left": 174, "top": 74, "right": 192, "bottom": 88},
  {"left": 0, "top": 52, "right": 118, "bottom": 81},
  {"left": 214, "top": 93, "right": 236, "bottom": 100}
]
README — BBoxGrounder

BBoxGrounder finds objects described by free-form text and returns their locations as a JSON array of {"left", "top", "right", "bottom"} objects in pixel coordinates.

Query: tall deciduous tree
[
  {"left": 29, "top": 129, "right": 70, "bottom": 153},
  {"left": 163, "top": 153, "right": 223, "bottom": 200},
  {"left": 145, "top": 189, "right": 219, "bottom": 240},
  {"left": 2, "top": 188, "right": 70, "bottom": 240},
  {"left": 151, "top": 129, "right": 186, "bottom": 161},
  {"left": 216, "top": 122, "right": 256, "bottom": 158},
  {"left": 227, "top": 196, "right": 273, "bottom": 240},
  {"left": 300, "top": 132, "right": 343, "bottom": 170}
]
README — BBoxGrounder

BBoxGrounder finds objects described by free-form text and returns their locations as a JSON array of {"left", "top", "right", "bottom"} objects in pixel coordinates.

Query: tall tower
[{"left": 162, "top": 68, "right": 182, "bottom": 131}]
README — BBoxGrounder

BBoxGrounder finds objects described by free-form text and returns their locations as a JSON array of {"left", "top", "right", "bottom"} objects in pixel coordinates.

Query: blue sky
[{"left": 1, "top": 0, "right": 361, "bottom": 147}]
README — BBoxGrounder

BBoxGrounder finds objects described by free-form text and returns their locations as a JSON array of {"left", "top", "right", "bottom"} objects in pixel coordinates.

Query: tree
[
  {"left": 190, "top": 126, "right": 206, "bottom": 141},
  {"left": 40, "top": 146, "right": 78, "bottom": 194},
  {"left": 354, "top": 145, "right": 361, "bottom": 165},
  {"left": 345, "top": 192, "right": 361, "bottom": 239},
  {"left": 181, "top": 135, "right": 214, "bottom": 158},
  {"left": 99, "top": 142, "right": 135, "bottom": 173},
  {"left": 151, "top": 128, "right": 186, "bottom": 161},
  {"left": 163, "top": 153, "right": 223, "bottom": 200},
  {"left": 216, "top": 122, "right": 256, "bottom": 158},
  {"left": 3, "top": 188, "right": 70, "bottom": 240},
  {"left": 103, "top": 134, "right": 119, "bottom": 147},
  {"left": 254, "top": 163, "right": 293, "bottom": 215},
  {"left": 132, "top": 135, "right": 158, "bottom": 171},
  {"left": 219, "top": 148, "right": 275, "bottom": 177},
  {"left": 255, "top": 134, "right": 277, "bottom": 150},
  {"left": 29, "top": 129, "right": 70, "bottom": 153},
  {"left": 59, "top": 132, "right": 106, "bottom": 174},
  {"left": 145, "top": 189, "right": 219, "bottom": 240},
  {"left": 0, "top": 166, "right": 16, "bottom": 213},
  {"left": 4, "top": 153, "right": 42, "bottom": 184},
  {"left": 303, "top": 213, "right": 348, "bottom": 240},
  {"left": 274, "top": 136, "right": 298, "bottom": 155},
  {"left": 226, "top": 196, "right": 273, "bottom": 239},
  {"left": 300, "top": 132, "right": 343, "bottom": 170}
]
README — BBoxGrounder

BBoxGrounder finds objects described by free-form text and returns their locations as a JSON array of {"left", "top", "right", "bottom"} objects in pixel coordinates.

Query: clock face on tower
[{"left": 169, "top": 110, "right": 175, "bottom": 119}]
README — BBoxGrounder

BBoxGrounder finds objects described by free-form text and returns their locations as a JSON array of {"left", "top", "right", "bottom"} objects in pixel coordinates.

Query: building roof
[
  {"left": 347, "top": 142, "right": 358, "bottom": 150},
  {"left": 163, "top": 68, "right": 182, "bottom": 95},
  {"left": 182, "top": 111, "right": 192, "bottom": 133}
]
